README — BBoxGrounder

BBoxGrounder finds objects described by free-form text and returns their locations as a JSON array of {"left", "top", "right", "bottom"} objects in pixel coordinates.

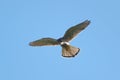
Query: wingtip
[
  {"left": 29, "top": 42, "right": 34, "bottom": 46},
  {"left": 84, "top": 20, "right": 91, "bottom": 24}
]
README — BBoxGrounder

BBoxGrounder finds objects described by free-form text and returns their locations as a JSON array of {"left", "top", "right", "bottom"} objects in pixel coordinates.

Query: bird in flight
[{"left": 29, "top": 20, "right": 91, "bottom": 57}]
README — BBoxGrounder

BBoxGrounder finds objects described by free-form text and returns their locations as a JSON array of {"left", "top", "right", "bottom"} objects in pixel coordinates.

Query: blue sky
[{"left": 0, "top": 0, "right": 120, "bottom": 80}]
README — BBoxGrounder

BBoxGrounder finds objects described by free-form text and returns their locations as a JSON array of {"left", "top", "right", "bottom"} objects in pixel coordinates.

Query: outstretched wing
[
  {"left": 63, "top": 20, "right": 90, "bottom": 42},
  {"left": 29, "top": 38, "right": 59, "bottom": 46}
]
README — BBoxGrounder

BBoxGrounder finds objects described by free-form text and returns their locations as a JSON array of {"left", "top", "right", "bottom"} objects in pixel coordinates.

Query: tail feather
[{"left": 61, "top": 44, "right": 80, "bottom": 57}]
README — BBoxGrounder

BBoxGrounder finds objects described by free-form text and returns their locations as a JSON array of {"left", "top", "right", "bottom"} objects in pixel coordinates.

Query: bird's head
[
  {"left": 57, "top": 37, "right": 63, "bottom": 42},
  {"left": 57, "top": 37, "right": 69, "bottom": 45}
]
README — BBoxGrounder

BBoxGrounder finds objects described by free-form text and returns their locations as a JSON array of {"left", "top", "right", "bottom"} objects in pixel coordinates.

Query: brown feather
[{"left": 61, "top": 44, "right": 80, "bottom": 57}]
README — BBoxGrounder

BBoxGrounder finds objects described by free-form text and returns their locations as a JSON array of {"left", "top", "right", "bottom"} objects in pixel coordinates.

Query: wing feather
[
  {"left": 63, "top": 20, "right": 90, "bottom": 42},
  {"left": 29, "top": 38, "right": 59, "bottom": 46}
]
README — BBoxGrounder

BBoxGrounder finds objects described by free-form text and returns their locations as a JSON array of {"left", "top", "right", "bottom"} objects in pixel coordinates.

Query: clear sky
[{"left": 0, "top": 0, "right": 120, "bottom": 80}]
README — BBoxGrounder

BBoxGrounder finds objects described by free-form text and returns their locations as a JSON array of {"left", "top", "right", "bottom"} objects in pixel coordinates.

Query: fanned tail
[{"left": 61, "top": 44, "right": 80, "bottom": 57}]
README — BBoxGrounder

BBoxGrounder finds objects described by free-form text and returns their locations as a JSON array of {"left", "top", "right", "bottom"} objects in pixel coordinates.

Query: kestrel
[{"left": 29, "top": 20, "right": 91, "bottom": 57}]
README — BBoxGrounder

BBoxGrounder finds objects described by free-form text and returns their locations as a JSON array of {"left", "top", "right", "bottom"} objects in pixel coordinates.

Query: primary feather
[
  {"left": 29, "top": 38, "right": 59, "bottom": 46},
  {"left": 63, "top": 20, "right": 90, "bottom": 42}
]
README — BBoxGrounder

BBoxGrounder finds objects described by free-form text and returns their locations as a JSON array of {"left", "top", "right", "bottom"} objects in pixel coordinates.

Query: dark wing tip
[
  {"left": 29, "top": 42, "right": 35, "bottom": 46},
  {"left": 84, "top": 20, "right": 91, "bottom": 25}
]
